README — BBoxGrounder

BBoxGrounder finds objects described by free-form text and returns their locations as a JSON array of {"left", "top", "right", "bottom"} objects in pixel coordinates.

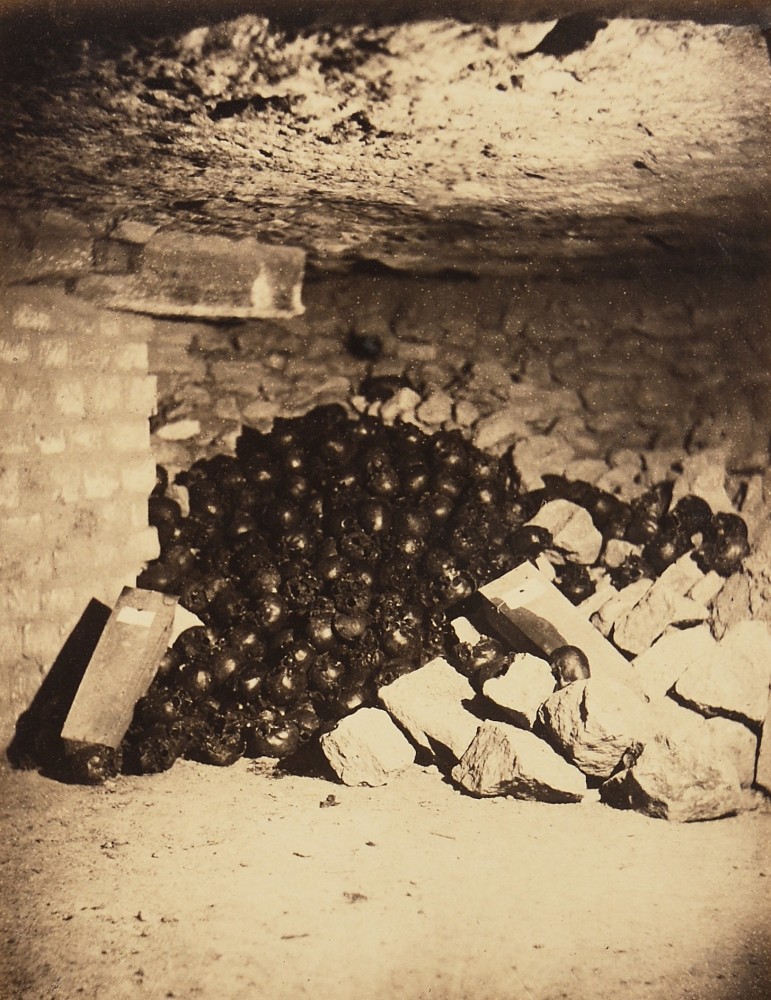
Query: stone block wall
[{"left": 146, "top": 267, "right": 771, "bottom": 479}]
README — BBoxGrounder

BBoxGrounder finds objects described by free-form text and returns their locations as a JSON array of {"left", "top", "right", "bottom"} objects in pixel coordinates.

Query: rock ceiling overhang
[{"left": 0, "top": 3, "right": 769, "bottom": 277}]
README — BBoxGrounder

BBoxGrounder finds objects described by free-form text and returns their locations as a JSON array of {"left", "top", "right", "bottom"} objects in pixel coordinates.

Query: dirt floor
[{"left": 1, "top": 753, "right": 769, "bottom": 1000}]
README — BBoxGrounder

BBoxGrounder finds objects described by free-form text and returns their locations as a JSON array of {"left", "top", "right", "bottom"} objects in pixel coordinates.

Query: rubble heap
[{"left": 12, "top": 387, "right": 770, "bottom": 822}]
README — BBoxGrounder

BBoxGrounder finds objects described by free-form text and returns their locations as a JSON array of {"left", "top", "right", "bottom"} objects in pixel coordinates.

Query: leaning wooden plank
[
  {"left": 479, "top": 562, "right": 638, "bottom": 690},
  {"left": 61, "top": 587, "right": 178, "bottom": 750}
]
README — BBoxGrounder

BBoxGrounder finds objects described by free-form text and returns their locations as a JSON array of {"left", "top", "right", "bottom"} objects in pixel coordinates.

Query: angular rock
[
  {"left": 631, "top": 624, "right": 719, "bottom": 701},
  {"left": 673, "top": 620, "right": 771, "bottom": 726},
  {"left": 242, "top": 398, "right": 282, "bottom": 427},
  {"left": 607, "top": 447, "right": 644, "bottom": 472},
  {"left": 756, "top": 692, "right": 771, "bottom": 793},
  {"left": 155, "top": 419, "right": 202, "bottom": 441},
  {"left": 378, "top": 656, "right": 480, "bottom": 760},
  {"left": 647, "top": 697, "right": 757, "bottom": 789},
  {"left": 596, "top": 464, "right": 645, "bottom": 502},
  {"left": 482, "top": 653, "right": 556, "bottom": 729},
  {"left": 578, "top": 578, "right": 618, "bottom": 619},
  {"left": 527, "top": 500, "right": 602, "bottom": 564},
  {"left": 533, "top": 553, "right": 556, "bottom": 582},
  {"left": 655, "top": 551, "right": 707, "bottom": 593},
  {"left": 640, "top": 448, "right": 683, "bottom": 486},
  {"left": 535, "top": 677, "right": 650, "bottom": 780},
  {"left": 468, "top": 360, "right": 514, "bottom": 399},
  {"left": 711, "top": 519, "right": 771, "bottom": 638},
  {"left": 320, "top": 708, "right": 416, "bottom": 787},
  {"left": 542, "top": 428, "right": 597, "bottom": 463},
  {"left": 670, "top": 449, "right": 735, "bottom": 514},
  {"left": 735, "top": 473, "right": 766, "bottom": 529},
  {"left": 603, "top": 539, "right": 641, "bottom": 569},
  {"left": 561, "top": 458, "right": 609, "bottom": 485},
  {"left": 473, "top": 406, "right": 529, "bottom": 453},
  {"left": 591, "top": 578, "right": 653, "bottom": 637},
  {"left": 612, "top": 554, "right": 709, "bottom": 655},
  {"left": 450, "top": 616, "right": 482, "bottom": 646},
  {"left": 517, "top": 358, "right": 554, "bottom": 395},
  {"left": 452, "top": 722, "right": 587, "bottom": 803},
  {"left": 379, "top": 386, "right": 422, "bottom": 424},
  {"left": 599, "top": 732, "right": 745, "bottom": 822},
  {"left": 416, "top": 390, "right": 453, "bottom": 426},
  {"left": 311, "top": 375, "right": 353, "bottom": 405},
  {"left": 704, "top": 716, "right": 758, "bottom": 790},
  {"left": 511, "top": 435, "right": 575, "bottom": 491},
  {"left": 453, "top": 398, "right": 480, "bottom": 428},
  {"left": 688, "top": 570, "right": 725, "bottom": 607},
  {"left": 481, "top": 562, "right": 638, "bottom": 689},
  {"left": 646, "top": 694, "right": 706, "bottom": 739}
]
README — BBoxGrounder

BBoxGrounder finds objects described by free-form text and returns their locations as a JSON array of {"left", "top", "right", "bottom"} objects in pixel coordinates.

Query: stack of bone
[{"left": 138, "top": 366, "right": 771, "bottom": 821}]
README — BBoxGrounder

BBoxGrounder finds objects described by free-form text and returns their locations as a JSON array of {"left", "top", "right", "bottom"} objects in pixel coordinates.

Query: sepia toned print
[{"left": 1, "top": 3, "right": 769, "bottom": 998}]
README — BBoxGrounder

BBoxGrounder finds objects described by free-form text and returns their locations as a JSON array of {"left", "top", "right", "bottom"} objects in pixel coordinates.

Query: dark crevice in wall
[
  {"left": 3, "top": 3, "right": 770, "bottom": 40},
  {"left": 1, "top": 5, "right": 769, "bottom": 81}
]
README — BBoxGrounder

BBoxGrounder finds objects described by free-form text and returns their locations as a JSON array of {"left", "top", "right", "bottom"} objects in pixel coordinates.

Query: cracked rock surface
[{"left": 1, "top": 14, "right": 769, "bottom": 274}]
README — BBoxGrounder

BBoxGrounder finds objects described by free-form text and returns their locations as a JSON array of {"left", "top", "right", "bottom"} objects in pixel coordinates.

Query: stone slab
[
  {"left": 482, "top": 653, "right": 556, "bottom": 729},
  {"left": 77, "top": 232, "right": 306, "bottom": 319},
  {"left": 613, "top": 554, "right": 709, "bottom": 656},
  {"left": 631, "top": 624, "right": 718, "bottom": 701},
  {"left": 320, "top": 708, "right": 416, "bottom": 786},
  {"left": 591, "top": 578, "right": 653, "bottom": 637},
  {"left": 452, "top": 721, "right": 587, "bottom": 802},
  {"left": 61, "top": 586, "right": 178, "bottom": 749},
  {"left": 378, "top": 656, "right": 480, "bottom": 760},
  {"left": 480, "top": 562, "right": 637, "bottom": 689},
  {"left": 673, "top": 620, "right": 771, "bottom": 726}
]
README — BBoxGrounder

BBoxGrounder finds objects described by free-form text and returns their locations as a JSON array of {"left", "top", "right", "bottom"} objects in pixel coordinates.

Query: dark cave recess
[{"left": 1, "top": 1, "right": 769, "bottom": 46}]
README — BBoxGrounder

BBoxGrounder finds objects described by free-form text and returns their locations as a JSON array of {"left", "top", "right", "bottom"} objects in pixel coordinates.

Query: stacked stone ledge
[{"left": 2, "top": 205, "right": 769, "bottom": 478}]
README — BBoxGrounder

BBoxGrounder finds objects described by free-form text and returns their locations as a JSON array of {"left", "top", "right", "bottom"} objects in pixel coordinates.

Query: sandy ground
[{"left": 1, "top": 754, "right": 769, "bottom": 1000}]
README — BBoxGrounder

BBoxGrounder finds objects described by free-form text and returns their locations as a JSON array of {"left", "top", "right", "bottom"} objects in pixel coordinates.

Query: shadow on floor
[{"left": 5, "top": 598, "right": 111, "bottom": 778}]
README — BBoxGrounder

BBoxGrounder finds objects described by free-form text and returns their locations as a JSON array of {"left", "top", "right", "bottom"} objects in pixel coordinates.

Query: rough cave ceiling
[{"left": 0, "top": 2, "right": 769, "bottom": 277}]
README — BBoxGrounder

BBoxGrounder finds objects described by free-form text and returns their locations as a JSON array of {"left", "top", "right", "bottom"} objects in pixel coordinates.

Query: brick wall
[
  {"left": 0, "top": 207, "right": 309, "bottom": 737},
  {"left": 0, "top": 246, "right": 160, "bottom": 736}
]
